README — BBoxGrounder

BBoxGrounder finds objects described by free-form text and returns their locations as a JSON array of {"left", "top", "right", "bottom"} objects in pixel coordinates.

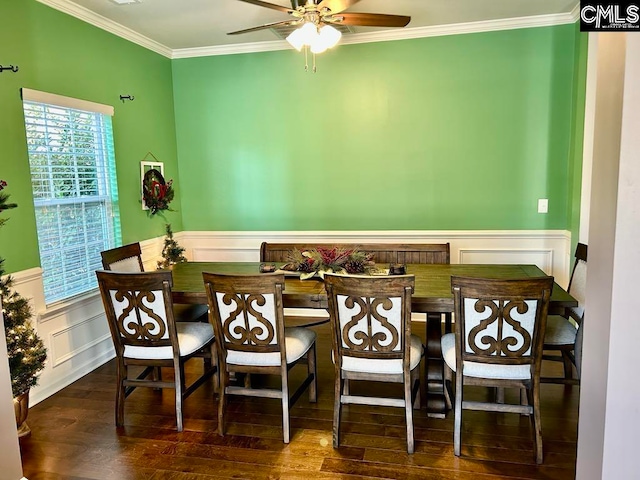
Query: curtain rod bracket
[
  {"left": 120, "top": 94, "right": 134, "bottom": 103},
  {"left": 0, "top": 65, "right": 19, "bottom": 73}
]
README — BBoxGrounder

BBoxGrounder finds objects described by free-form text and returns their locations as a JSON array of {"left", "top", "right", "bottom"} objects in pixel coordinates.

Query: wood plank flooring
[{"left": 19, "top": 322, "right": 578, "bottom": 479}]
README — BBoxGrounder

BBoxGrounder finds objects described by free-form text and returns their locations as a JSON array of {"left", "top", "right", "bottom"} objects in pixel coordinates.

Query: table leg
[{"left": 425, "top": 312, "right": 447, "bottom": 418}]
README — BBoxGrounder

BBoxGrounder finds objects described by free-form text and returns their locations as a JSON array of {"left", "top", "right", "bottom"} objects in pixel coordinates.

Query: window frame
[{"left": 21, "top": 88, "right": 122, "bottom": 305}]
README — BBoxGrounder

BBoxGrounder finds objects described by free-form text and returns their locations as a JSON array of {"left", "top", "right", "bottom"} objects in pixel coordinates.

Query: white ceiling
[{"left": 39, "top": 0, "right": 579, "bottom": 58}]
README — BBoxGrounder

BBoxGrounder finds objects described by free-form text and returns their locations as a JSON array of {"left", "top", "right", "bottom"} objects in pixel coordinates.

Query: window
[{"left": 22, "top": 89, "right": 122, "bottom": 304}]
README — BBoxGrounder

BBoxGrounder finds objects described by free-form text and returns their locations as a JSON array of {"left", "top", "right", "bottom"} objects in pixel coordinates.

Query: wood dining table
[{"left": 170, "top": 261, "right": 577, "bottom": 417}]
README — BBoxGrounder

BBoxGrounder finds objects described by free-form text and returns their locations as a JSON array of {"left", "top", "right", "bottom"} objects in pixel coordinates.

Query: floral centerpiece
[{"left": 282, "top": 247, "right": 376, "bottom": 280}]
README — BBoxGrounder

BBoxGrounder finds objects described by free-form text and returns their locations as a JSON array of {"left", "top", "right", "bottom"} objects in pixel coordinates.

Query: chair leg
[
  {"left": 443, "top": 364, "right": 453, "bottom": 410},
  {"left": 115, "top": 360, "right": 126, "bottom": 427},
  {"left": 281, "top": 369, "right": 290, "bottom": 444},
  {"left": 404, "top": 371, "right": 415, "bottom": 454},
  {"left": 411, "top": 367, "right": 421, "bottom": 410},
  {"left": 532, "top": 381, "right": 544, "bottom": 464},
  {"left": 308, "top": 343, "right": 317, "bottom": 403},
  {"left": 517, "top": 386, "right": 529, "bottom": 416},
  {"left": 152, "top": 367, "right": 162, "bottom": 389},
  {"left": 561, "top": 351, "right": 574, "bottom": 381},
  {"left": 175, "top": 362, "right": 184, "bottom": 432},
  {"left": 454, "top": 372, "right": 464, "bottom": 457},
  {"left": 218, "top": 369, "right": 228, "bottom": 436},
  {"left": 333, "top": 375, "right": 343, "bottom": 448},
  {"left": 495, "top": 387, "right": 505, "bottom": 404},
  {"left": 211, "top": 343, "right": 220, "bottom": 394}
]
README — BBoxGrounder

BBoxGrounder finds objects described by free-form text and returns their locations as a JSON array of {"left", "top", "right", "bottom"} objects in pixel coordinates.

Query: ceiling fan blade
[
  {"left": 228, "top": 19, "right": 300, "bottom": 35},
  {"left": 237, "top": 0, "right": 293, "bottom": 14},
  {"left": 316, "top": 0, "right": 361, "bottom": 14},
  {"left": 332, "top": 12, "right": 411, "bottom": 27}
]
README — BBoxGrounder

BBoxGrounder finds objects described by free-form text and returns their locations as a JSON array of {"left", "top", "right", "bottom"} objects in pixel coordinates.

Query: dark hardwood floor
[{"left": 20, "top": 322, "right": 578, "bottom": 479}]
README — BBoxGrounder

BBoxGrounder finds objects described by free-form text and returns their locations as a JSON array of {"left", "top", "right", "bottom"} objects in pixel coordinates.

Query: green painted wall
[
  {"left": 173, "top": 25, "right": 579, "bottom": 231},
  {"left": 0, "top": 0, "right": 181, "bottom": 274}
]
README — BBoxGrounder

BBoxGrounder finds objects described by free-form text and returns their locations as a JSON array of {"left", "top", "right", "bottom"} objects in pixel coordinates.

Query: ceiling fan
[{"left": 228, "top": 0, "right": 411, "bottom": 71}]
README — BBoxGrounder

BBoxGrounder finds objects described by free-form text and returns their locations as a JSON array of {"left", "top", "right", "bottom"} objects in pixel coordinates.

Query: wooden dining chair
[
  {"left": 324, "top": 273, "right": 422, "bottom": 454},
  {"left": 96, "top": 270, "right": 217, "bottom": 431},
  {"left": 202, "top": 272, "right": 317, "bottom": 443},
  {"left": 101, "top": 242, "right": 208, "bottom": 323},
  {"left": 542, "top": 242, "right": 587, "bottom": 384},
  {"left": 441, "top": 276, "right": 554, "bottom": 464}
]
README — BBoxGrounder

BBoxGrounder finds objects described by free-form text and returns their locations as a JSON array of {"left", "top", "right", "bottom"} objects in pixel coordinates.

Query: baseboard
[{"left": 30, "top": 349, "right": 115, "bottom": 406}]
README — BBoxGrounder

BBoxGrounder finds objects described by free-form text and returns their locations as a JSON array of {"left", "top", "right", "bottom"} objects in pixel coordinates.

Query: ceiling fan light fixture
[
  {"left": 285, "top": 26, "right": 307, "bottom": 51},
  {"left": 310, "top": 25, "right": 340, "bottom": 54},
  {"left": 230, "top": 0, "right": 411, "bottom": 71},
  {"left": 318, "top": 24, "right": 341, "bottom": 49},
  {"left": 300, "top": 21, "right": 319, "bottom": 42},
  {"left": 310, "top": 42, "right": 327, "bottom": 54},
  {"left": 287, "top": 21, "right": 341, "bottom": 54}
]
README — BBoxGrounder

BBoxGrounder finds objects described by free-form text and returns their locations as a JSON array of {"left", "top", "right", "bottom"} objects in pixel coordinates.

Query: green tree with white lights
[{"left": 1, "top": 179, "right": 47, "bottom": 397}]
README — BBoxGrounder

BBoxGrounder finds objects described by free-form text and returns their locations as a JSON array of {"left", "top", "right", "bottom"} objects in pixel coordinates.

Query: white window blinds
[{"left": 22, "top": 89, "right": 122, "bottom": 304}]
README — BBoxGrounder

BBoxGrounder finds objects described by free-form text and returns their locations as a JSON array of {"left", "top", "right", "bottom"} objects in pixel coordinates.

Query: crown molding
[
  {"left": 36, "top": 0, "right": 173, "bottom": 58},
  {"left": 570, "top": 3, "right": 581, "bottom": 22},
  {"left": 172, "top": 39, "right": 291, "bottom": 59},
  {"left": 173, "top": 11, "right": 578, "bottom": 58},
  {"left": 37, "top": 0, "right": 578, "bottom": 60},
  {"left": 340, "top": 11, "right": 579, "bottom": 45}
]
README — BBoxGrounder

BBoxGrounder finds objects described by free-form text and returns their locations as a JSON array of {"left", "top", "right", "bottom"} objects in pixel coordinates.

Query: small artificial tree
[
  {"left": 0, "top": 180, "right": 47, "bottom": 397},
  {"left": 157, "top": 223, "right": 187, "bottom": 269}
]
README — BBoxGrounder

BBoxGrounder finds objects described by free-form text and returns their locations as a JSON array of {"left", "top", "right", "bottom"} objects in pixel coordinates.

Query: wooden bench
[{"left": 260, "top": 242, "right": 450, "bottom": 266}]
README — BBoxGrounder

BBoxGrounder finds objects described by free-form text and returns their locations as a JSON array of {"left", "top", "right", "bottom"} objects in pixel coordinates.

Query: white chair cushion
[
  {"left": 108, "top": 257, "right": 142, "bottom": 273},
  {"left": 124, "top": 321, "right": 214, "bottom": 360},
  {"left": 544, "top": 315, "right": 578, "bottom": 345},
  {"left": 340, "top": 334, "right": 423, "bottom": 375},
  {"left": 441, "top": 333, "right": 531, "bottom": 380},
  {"left": 226, "top": 327, "right": 316, "bottom": 367}
]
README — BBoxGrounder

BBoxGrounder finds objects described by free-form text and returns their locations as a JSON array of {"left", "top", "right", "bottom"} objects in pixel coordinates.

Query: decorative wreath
[{"left": 143, "top": 168, "right": 174, "bottom": 215}]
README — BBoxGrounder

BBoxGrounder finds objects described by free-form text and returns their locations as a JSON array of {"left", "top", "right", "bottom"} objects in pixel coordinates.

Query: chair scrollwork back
[
  {"left": 453, "top": 276, "right": 552, "bottom": 370},
  {"left": 98, "top": 270, "right": 177, "bottom": 353},
  {"left": 336, "top": 290, "right": 406, "bottom": 360},
  {"left": 462, "top": 297, "right": 538, "bottom": 362},
  {"left": 215, "top": 290, "right": 280, "bottom": 353},
  {"left": 204, "top": 273, "right": 287, "bottom": 363}
]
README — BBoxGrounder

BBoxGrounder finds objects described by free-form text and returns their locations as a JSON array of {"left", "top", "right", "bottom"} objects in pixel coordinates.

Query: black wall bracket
[{"left": 0, "top": 65, "right": 19, "bottom": 73}]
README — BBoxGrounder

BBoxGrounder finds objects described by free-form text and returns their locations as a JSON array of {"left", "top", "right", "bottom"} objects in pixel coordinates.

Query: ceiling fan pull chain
[
  {"left": 304, "top": 45, "right": 309, "bottom": 72},
  {"left": 313, "top": 52, "right": 317, "bottom": 73}
]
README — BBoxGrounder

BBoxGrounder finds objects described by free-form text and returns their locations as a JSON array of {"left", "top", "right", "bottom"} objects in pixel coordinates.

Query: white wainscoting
[{"left": 8, "top": 230, "right": 571, "bottom": 405}]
